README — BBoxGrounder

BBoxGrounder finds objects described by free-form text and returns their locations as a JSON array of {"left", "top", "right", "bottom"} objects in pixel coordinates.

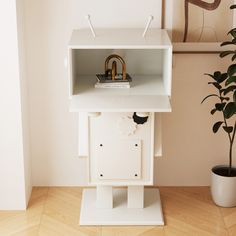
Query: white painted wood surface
[
  {"left": 163, "top": 48, "right": 173, "bottom": 95},
  {"left": 154, "top": 113, "right": 162, "bottom": 157},
  {"left": 96, "top": 139, "right": 141, "bottom": 180},
  {"left": 128, "top": 186, "right": 144, "bottom": 208},
  {"left": 78, "top": 113, "right": 89, "bottom": 157},
  {"left": 89, "top": 113, "right": 155, "bottom": 186},
  {"left": 96, "top": 186, "right": 113, "bottom": 209},
  {"left": 74, "top": 76, "right": 166, "bottom": 95},
  {"left": 74, "top": 49, "right": 165, "bottom": 77},
  {"left": 68, "top": 29, "right": 172, "bottom": 112},
  {"left": 80, "top": 188, "right": 164, "bottom": 225},
  {"left": 70, "top": 95, "right": 171, "bottom": 113},
  {"left": 69, "top": 29, "right": 172, "bottom": 49},
  {"left": 69, "top": 75, "right": 171, "bottom": 112}
]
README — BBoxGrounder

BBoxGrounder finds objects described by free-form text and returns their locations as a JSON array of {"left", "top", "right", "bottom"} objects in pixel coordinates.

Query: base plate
[{"left": 80, "top": 188, "right": 164, "bottom": 226}]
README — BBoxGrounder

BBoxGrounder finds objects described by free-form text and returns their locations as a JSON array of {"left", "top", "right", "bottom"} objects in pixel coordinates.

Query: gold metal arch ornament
[
  {"left": 105, "top": 54, "right": 127, "bottom": 81},
  {"left": 96, "top": 54, "right": 132, "bottom": 83},
  {"left": 183, "top": 0, "right": 222, "bottom": 42}
]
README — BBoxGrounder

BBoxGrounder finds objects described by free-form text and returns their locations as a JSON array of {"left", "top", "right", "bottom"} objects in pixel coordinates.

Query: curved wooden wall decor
[{"left": 184, "top": 0, "right": 222, "bottom": 42}]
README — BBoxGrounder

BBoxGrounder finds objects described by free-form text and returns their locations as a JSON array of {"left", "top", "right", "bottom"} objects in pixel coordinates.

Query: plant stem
[
  {"left": 229, "top": 121, "right": 236, "bottom": 176},
  {"left": 232, "top": 121, "right": 236, "bottom": 145},
  {"left": 223, "top": 116, "right": 232, "bottom": 142},
  {"left": 219, "top": 92, "right": 233, "bottom": 176},
  {"left": 219, "top": 95, "right": 232, "bottom": 143},
  {"left": 229, "top": 142, "right": 232, "bottom": 176}
]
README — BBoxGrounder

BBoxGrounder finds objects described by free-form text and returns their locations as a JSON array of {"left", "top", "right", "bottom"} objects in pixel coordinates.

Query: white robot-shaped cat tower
[{"left": 67, "top": 15, "right": 172, "bottom": 225}]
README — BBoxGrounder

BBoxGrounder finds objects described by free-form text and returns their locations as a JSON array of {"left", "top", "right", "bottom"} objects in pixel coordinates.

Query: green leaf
[
  {"left": 201, "top": 94, "right": 220, "bottom": 104},
  {"left": 205, "top": 72, "right": 227, "bottom": 83},
  {"left": 220, "top": 88, "right": 226, "bottom": 94},
  {"left": 228, "top": 64, "right": 236, "bottom": 76},
  {"left": 228, "top": 28, "right": 236, "bottom": 38},
  {"left": 224, "top": 102, "right": 236, "bottom": 119},
  {"left": 220, "top": 97, "right": 230, "bottom": 102},
  {"left": 232, "top": 54, "right": 236, "bottom": 61},
  {"left": 208, "top": 82, "right": 222, "bottom": 90},
  {"left": 220, "top": 50, "right": 234, "bottom": 57},
  {"left": 230, "top": 4, "right": 236, "bottom": 9},
  {"left": 214, "top": 71, "right": 224, "bottom": 83},
  {"left": 228, "top": 28, "right": 236, "bottom": 35},
  {"left": 215, "top": 103, "right": 226, "bottom": 111},
  {"left": 205, "top": 73, "right": 216, "bottom": 80},
  {"left": 214, "top": 71, "right": 221, "bottom": 79},
  {"left": 223, "top": 126, "right": 234, "bottom": 133},
  {"left": 220, "top": 42, "right": 235, "bottom": 47},
  {"left": 213, "top": 121, "right": 223, "bottom": 133},
  {"left": 223, "top": 85, "right": 236, "bottom": 95},
  {"left": 218, "top": 73, "right": 228, "bottom": 83},
  {"left": 211, "top": 108, "right": 217, "bottom": 115},
  {"left": 225, "top": 76, "right": 236, "bottom": 86}
]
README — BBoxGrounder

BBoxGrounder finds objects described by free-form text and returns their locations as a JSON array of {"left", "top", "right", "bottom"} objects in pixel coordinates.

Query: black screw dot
[
  {"left": 100, "top": 174, "right": 103, "bottom": 177},
  {"left": 135, "top": 174, "right": 138, "bottom": 177},
  {"left": 135, "top": 144, "right": 138, "bottom": 147},
  {"left": 100, "top": 144, "right": 103, "bottom": 147}
]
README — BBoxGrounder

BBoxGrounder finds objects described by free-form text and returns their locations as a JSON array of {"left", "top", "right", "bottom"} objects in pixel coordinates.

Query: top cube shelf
[
  {"left": 69, "top": 29, "right": 172, "bottom": 49},
  {"left": 68, "top": 29, "right": 173, "bottom": 112}
]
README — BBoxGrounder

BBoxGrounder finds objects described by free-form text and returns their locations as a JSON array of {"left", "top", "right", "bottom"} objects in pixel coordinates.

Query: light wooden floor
[{"left": 0, "top": 187, "right": 236, "bottom": 236}]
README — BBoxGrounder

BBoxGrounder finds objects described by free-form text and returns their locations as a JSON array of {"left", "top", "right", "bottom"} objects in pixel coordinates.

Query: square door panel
[{"left": 95, "top": 139, "right": 142, "bottom": 180}]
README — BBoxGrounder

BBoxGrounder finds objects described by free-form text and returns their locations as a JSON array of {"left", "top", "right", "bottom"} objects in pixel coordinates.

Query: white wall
[
  {"left": 21, "top": 0, "right": 233, "bottom": 186},
  {"left": 0, "top": 0, "right": 30, "bottom": 210},
  {"left": 156, "top": 54, "right": 232, "bottom": 186}
]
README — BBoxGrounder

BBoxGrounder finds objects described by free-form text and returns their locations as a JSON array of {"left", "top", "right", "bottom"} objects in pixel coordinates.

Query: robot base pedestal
[{"left": 79, "top": 188, "right": 164, "bottom": 226}]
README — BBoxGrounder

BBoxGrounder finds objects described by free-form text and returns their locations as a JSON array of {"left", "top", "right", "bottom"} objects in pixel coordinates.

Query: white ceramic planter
[{"left": 211, "top": 165, "right": 236, "bottom": 207}]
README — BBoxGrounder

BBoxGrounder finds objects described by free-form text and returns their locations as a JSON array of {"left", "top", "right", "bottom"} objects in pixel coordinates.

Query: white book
[{"left": 95, "top": 82, "right": 130, "bottom": 89}]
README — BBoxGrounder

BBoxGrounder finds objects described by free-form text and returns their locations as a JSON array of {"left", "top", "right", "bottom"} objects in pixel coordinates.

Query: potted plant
[{"left": 202, "top": 4, "right": 236, "bottom": 207}]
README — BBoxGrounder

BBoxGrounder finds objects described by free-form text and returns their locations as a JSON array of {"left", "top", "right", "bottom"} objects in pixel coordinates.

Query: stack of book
[{"left": 95, "top": 73, "right": 132, "bottom": 89}]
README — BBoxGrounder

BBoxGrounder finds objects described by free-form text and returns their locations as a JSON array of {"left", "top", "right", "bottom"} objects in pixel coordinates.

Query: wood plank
[
  {"left": 69, "top": 29, "right": 172, "bottom": 49},
  {"left": 0, "top": 187, "right": 232, "bottom": 236}
]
